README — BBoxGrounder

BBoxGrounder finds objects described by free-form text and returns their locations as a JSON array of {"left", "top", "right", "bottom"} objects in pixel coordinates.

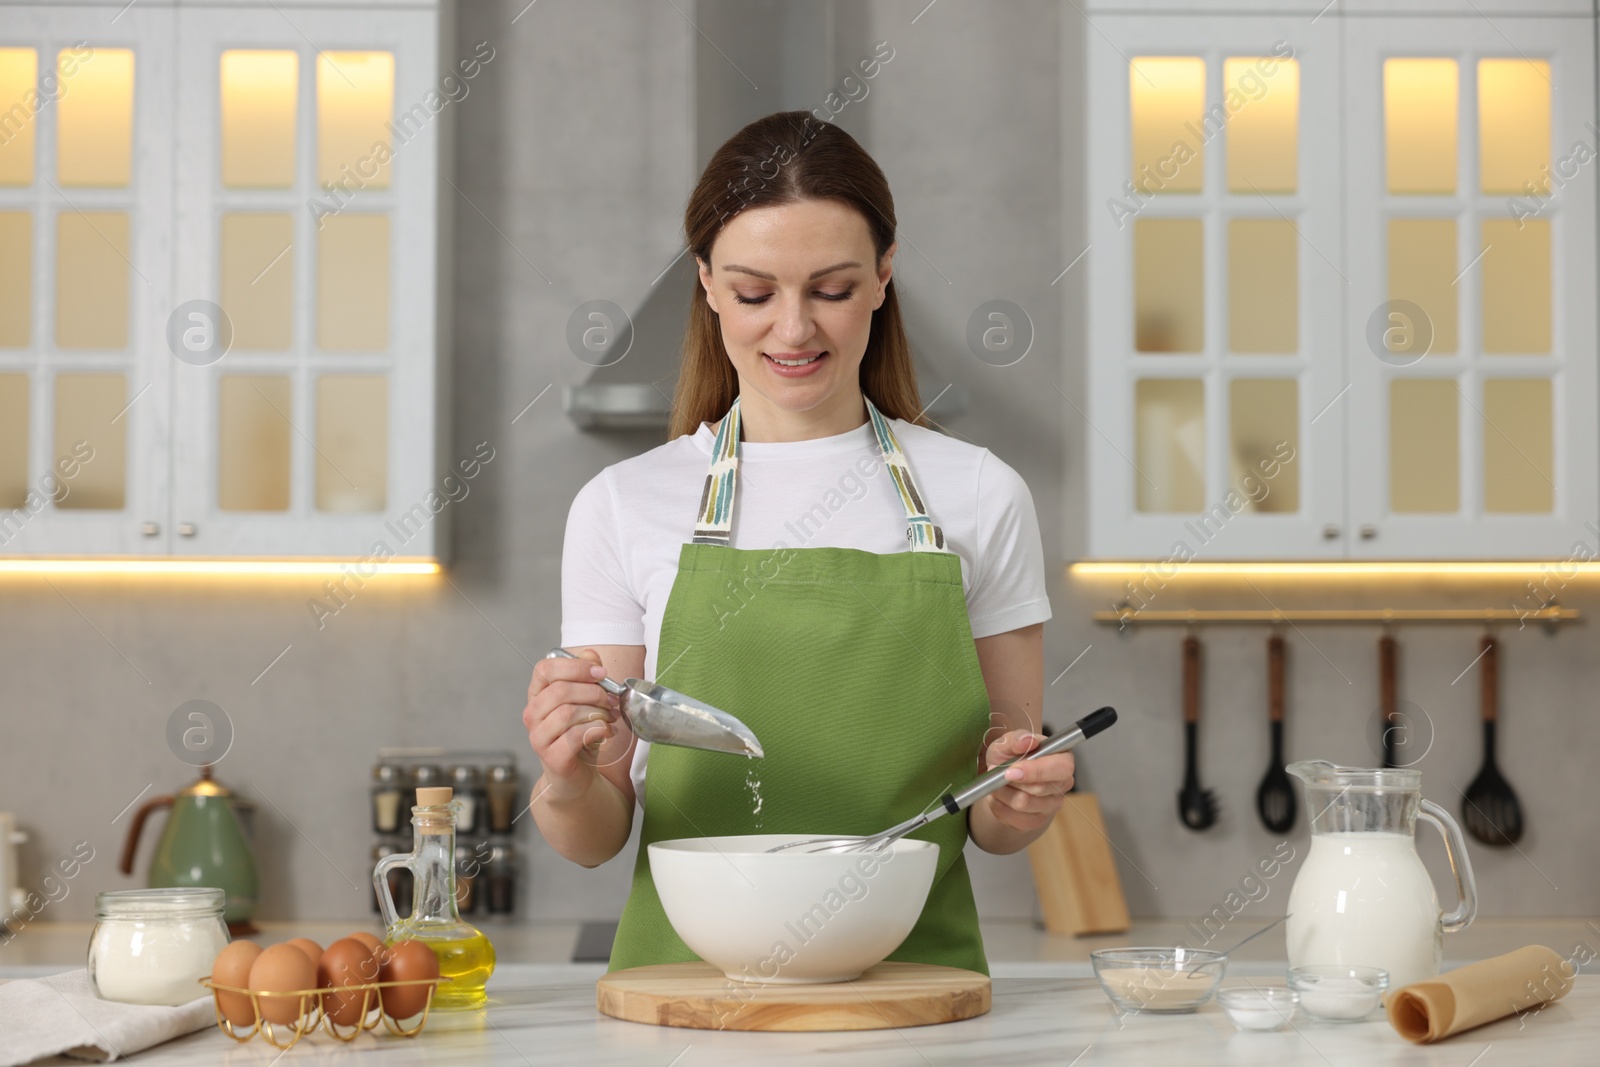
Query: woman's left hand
[{"left": 981, "top": 730, "right": 1075, "bottom": 832}]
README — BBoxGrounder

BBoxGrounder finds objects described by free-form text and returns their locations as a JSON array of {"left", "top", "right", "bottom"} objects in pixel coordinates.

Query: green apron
[{"left": 607, "top": 396, "right": 994, "bottom": 975}]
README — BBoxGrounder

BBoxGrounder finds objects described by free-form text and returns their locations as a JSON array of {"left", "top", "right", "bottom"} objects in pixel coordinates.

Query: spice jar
[
  {"left": 454, "top": 841, "right": 481, "bottom": 914},
  {"left": 371, "top": 762, "right": 405, "bottom": 834},
  {"left": 448, "top": 764, "right": 485, "bottom": 835},
  {"left": 88, "top": 888, "right": 229, "bottom": 1006},
  {"left": 485, "top": 841, "right": 517, "bottom": 915},
  {"left": 485, "top": 765, "right": 517, "bottom": 834}
]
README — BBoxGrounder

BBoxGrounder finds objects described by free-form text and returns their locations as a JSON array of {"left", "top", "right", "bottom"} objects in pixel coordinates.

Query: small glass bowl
[
  {"left": 1090, "top": 947, "right": 1227, "bottom": 1014},
  {"left": 1287, "top": 965, "right": 1390, "bottom": 1022},
  {"left": 1218, "top": 986, "right": 1299, "bottom": 1031}
]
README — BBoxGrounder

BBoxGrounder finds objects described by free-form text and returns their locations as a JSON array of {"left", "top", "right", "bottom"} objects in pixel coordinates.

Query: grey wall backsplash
[{"left": 2, "top": 1, "right": 1595, "bottom": 932}]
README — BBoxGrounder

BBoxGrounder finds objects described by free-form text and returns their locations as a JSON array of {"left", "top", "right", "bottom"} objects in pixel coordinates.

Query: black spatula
[
  {"left": 1462, "top": 635, "right": 1524, "bottom": 846},
  {"left": 1177, "top": 635, "right": 1217, "bottom": 831},
  {"left": 1255, "top": 634, "right": 1296, "bottom": 833}
]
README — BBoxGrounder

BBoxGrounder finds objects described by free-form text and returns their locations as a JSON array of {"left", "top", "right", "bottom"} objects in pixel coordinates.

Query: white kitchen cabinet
[
  {"left": 0, "top": 4, "right": 176, "bottom": 556},
  {"left": 1343, "top": 16, "right": 1598, "bottom": 558},
  {"left": 0, "top": 0, "right": 450, "bottom": 560},
  {"left": 1082, "top": 2, "right": 1600, "bottom": 560}
]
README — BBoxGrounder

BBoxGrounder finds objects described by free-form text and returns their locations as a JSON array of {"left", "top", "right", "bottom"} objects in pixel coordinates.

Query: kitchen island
[{"left": 7, "top": 964, "right": 1595, "bottom": 1065}]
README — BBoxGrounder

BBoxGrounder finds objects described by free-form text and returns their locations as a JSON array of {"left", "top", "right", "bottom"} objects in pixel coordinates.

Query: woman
[{"left": 523, "top": 111, "right": 1069, "bottom": 976}]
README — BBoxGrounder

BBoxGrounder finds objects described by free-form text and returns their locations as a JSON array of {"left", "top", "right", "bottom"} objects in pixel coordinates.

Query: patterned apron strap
[{"left": 691, "top": 395, "right": 949, "bottom": 553}]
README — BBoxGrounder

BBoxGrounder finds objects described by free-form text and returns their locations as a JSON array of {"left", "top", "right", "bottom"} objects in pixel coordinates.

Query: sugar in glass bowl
[{"left": 1090, "top": 947, "right": 1227, "bottom": 1014}]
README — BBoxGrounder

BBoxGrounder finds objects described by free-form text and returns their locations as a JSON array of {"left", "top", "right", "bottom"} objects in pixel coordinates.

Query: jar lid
[
  {"left": 487, "top": 765, "right": 516, "bottom": 782},
  {"left": 95, "top": 887, "right": 225, "bottom": 920},
  {"left": 448, "top": 764, "right": 482, "bottom": 784},
  {"left": 409, "top": 764, "right": 443, "bottom": 786},
  {"left": 373, "top": 763, "right": 405, "bottom": 784}
]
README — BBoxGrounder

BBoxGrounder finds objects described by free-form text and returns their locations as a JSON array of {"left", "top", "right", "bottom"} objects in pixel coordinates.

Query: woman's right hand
[{"left": 523, "top": 648, "right": 622, "bottom": 800}]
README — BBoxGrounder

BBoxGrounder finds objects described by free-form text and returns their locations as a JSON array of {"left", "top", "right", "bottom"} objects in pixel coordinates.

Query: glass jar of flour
[{"left": 88, "top": 888, "right": 228, "bottom": 1005}]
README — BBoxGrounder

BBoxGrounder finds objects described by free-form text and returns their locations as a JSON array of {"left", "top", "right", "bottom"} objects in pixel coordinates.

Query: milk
[{"left": 1285, "top": 831, "right": 1442, "bottom": 990}]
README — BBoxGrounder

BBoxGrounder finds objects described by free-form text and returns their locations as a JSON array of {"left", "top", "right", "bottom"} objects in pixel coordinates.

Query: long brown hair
[{"left": 669, "top": 111, "right": 923, "bottom": 439}]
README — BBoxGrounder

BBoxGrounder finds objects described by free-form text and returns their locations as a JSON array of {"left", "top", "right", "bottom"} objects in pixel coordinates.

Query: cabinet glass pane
[
  {"left": 1225, "top": 57, "right": 1298, "bottom": 193},
  {"left": 0, "top": 373, "right": 26, "bottom": 508},
  {"left": 0, "top": 211, "right": 30, "bottom": 346},
  {"left": 315, "top": 375, "right": 387, "bottom": 512},
  {"left": 1135, "top": 378, "right": 1205, "bottom": 513},
  {"left": 0, "top": 48, "right": 37, "bottom": 186},
  {"left": 317, "top": 51, "right": 394, "bottom": 190},
  {"left": 1130, "top": 57, "right": 1204, "bottom": 195},
  {"left": 218, "top": 375, "right": 291, "bottom": 512},
  {"left": 1483, "top": 379, "right": 1552, "bottom": 513},
  {"left": 221, "top": 213, "right": 294, "bottom": 351},
  {"left": 1479, "top": 59, "right": 1550, "bottom": 196},
  {"left": 56, "top": 212, "right": 130, "bottom": 349},
  {"left": 57, "top": 47, "right": 134, "bottom": 188},
  {"left": 1134, "top": 218, "right": 1203, "bottom": 352},
  {"left": 316, "top": 214, "right": 389, "bottom": 350},
  {"left": 1385, "top": 58, "right": 1458, "bottom": 195},
  {"left": 1480, "top": 218, "right": 1550, "bottom": 354},
  {"left": 54, "top": 372, "right": 125, "bottom": 510},
  {"left": 221, "top": 50, "right": 298, "bottom": 189},
  {"left": 1229, "top": 379, "right": 1298, "bottom": 512},
  {"left": 1389, "top": 379, "right": 1458, "bottom": 514},
  {"left": 1387, "top": 218, "right": 1457, "bottom": 356},
  {"left": 1228, "top": 218, "right": 1296, "bottom": 353}
]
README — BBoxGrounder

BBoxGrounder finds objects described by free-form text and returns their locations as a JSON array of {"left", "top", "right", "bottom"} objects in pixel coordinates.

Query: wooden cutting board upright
[
  {"left": 597, "top": 961, "right": 991, "bottom": 1031},
  {"left": 1025, "top": 792, "right": 1131, "bottom": 936}
]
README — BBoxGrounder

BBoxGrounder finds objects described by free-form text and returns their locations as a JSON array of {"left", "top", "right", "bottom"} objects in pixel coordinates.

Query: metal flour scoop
[{"left": 545, "top": 648, "right": 763, "bottom": 757}]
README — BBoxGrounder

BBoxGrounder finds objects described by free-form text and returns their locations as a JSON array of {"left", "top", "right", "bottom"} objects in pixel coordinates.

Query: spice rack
[{"left": 369, "top": 749, "right": 522, "bottom": 920}]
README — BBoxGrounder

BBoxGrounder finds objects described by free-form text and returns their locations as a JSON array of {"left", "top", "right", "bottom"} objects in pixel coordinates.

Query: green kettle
[{"left": 118, "top": 765, "right": 259, "bottom": 931}]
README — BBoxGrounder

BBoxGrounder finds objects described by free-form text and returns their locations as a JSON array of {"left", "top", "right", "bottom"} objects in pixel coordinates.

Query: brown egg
[
  {"left": 209, "top": 940, "right": 262, "bottom": 1027},
  {"left": 247, "top": 943, "right": 317, "bottom": 1025},
  {"left": 377, "top": 940, "right": 440, "bottom": 1021},
  {"left": 285, "top": 937, "right": 323, "bottom": 966},
  {"left": 347, "top": 931, "right": 383, "bottom": 955},
  {"left": 318, "top": 938, "right": 377, "bottom": 1027}
]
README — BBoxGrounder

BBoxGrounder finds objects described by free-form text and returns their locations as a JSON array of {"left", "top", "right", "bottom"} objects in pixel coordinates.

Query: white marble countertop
[{"left": 3, "top": 964, "right": 1595, "bottom": 1066}]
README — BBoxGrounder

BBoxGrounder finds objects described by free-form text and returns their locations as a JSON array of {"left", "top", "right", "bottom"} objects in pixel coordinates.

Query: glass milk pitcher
[{"left": 1285, "top": 761, "right": 1477, "bottom": 990}]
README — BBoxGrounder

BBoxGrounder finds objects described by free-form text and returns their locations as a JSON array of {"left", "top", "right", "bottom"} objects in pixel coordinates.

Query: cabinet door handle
[
  {"left": 1322, "top": 524, "right": 1340, "bottom": 540},
  {"left": 140, "top": 522, "right": 160, "bottom": 537},
  {"left": 1360, "top": 524, "right": 1378, "bottom": 540},
  {"left": 178, "top": 522, "right": 198, "bottom": 538}
]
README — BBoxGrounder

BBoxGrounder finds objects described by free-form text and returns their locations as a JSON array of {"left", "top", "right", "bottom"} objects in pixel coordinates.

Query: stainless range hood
[{"left": 564, "top": 0, "right": 968, "bottom": 432}]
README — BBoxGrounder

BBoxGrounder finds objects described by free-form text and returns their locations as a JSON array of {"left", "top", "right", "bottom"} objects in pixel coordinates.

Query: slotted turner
[
  {"left": 1461, "top": 635, "right": 1524, "bottom": 846},
  {"left": 1255, "top": 634, "right": 1296, "bottom": 834},
  {"left": 1178, "top": 635, "right": 1217, "bottom": 831}
]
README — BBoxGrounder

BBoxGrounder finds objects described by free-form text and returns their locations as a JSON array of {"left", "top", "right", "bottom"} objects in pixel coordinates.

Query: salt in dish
[{"left": 1218, "top": 986, "right": 1298, "bottom": 1031}]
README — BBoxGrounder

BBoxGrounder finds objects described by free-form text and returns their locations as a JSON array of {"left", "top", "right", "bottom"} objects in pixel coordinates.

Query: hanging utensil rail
[{"left": 1093, "top": 607, "right": 1579, "bottom": 626}]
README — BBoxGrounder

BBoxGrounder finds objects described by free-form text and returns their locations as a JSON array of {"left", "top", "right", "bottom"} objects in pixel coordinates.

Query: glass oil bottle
[{"left": 374, "top": 786, "right": 497, "bottom": 1010}]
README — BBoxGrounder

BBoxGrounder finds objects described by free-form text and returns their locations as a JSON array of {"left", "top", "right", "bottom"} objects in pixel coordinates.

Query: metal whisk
[{"left": 766, "top": 707, "right": 1118, "bottom": 855}]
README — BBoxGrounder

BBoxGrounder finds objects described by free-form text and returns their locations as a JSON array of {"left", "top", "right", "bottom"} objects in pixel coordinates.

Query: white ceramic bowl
[{"left": 649, "top": 834, "right": 939, "bottom": 984}]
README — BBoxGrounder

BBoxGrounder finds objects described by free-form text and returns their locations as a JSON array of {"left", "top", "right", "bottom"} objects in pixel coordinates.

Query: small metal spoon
[
  {"left": 545, "top": 648, "right": 762, "bottom": 757},
  {"left": 1216, "top": 914, "right": 1291, "bottom": 957}
]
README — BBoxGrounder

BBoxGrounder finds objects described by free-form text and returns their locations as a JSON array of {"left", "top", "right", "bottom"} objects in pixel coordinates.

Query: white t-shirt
[{"left": 560, "top": 415, "right": 1052, "bottom": 803}]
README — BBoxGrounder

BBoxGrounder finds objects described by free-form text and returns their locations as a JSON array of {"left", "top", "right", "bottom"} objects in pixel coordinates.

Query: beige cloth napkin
[
  {"left": 1385, "top": 945, "right": 1575, "bottom": 1044},
  {"left": 0, "top": 970, "right": 214, "bottom": 1065}
]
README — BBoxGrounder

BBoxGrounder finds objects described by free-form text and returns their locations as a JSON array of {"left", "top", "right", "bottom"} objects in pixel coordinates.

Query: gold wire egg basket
[{"left": 198, "top": 976, "right": 446, "bottom": 1050}]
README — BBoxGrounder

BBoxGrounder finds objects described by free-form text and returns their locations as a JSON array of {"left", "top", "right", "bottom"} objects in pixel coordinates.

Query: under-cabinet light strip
[
  {"left": 0, "top": 559, "right": 441, "bottom": 577},
  {"left": 1071, "top": 562, "right": 1600, "bottom": 578}
]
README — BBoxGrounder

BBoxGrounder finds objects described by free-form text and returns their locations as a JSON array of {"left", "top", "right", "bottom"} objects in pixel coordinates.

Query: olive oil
[
  {"left": 374, "top": 786, "right": 498, "bottom": 1012},
  {"left": 416, "top": 931, "right": 496, "bottom": 1010}
]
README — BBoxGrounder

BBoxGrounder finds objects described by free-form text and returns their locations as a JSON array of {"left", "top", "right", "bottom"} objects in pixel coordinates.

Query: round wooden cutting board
[{"left": 596, "top": 961, "right": 992, "bottom": 1032}]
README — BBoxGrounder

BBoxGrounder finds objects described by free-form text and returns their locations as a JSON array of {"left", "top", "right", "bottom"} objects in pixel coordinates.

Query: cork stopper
[
  {"left": 414, "top": 787, "right": 455, "bottom": 834},
  {"left": 416, "top": 787, "right": 453, "bottom": 807}
]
